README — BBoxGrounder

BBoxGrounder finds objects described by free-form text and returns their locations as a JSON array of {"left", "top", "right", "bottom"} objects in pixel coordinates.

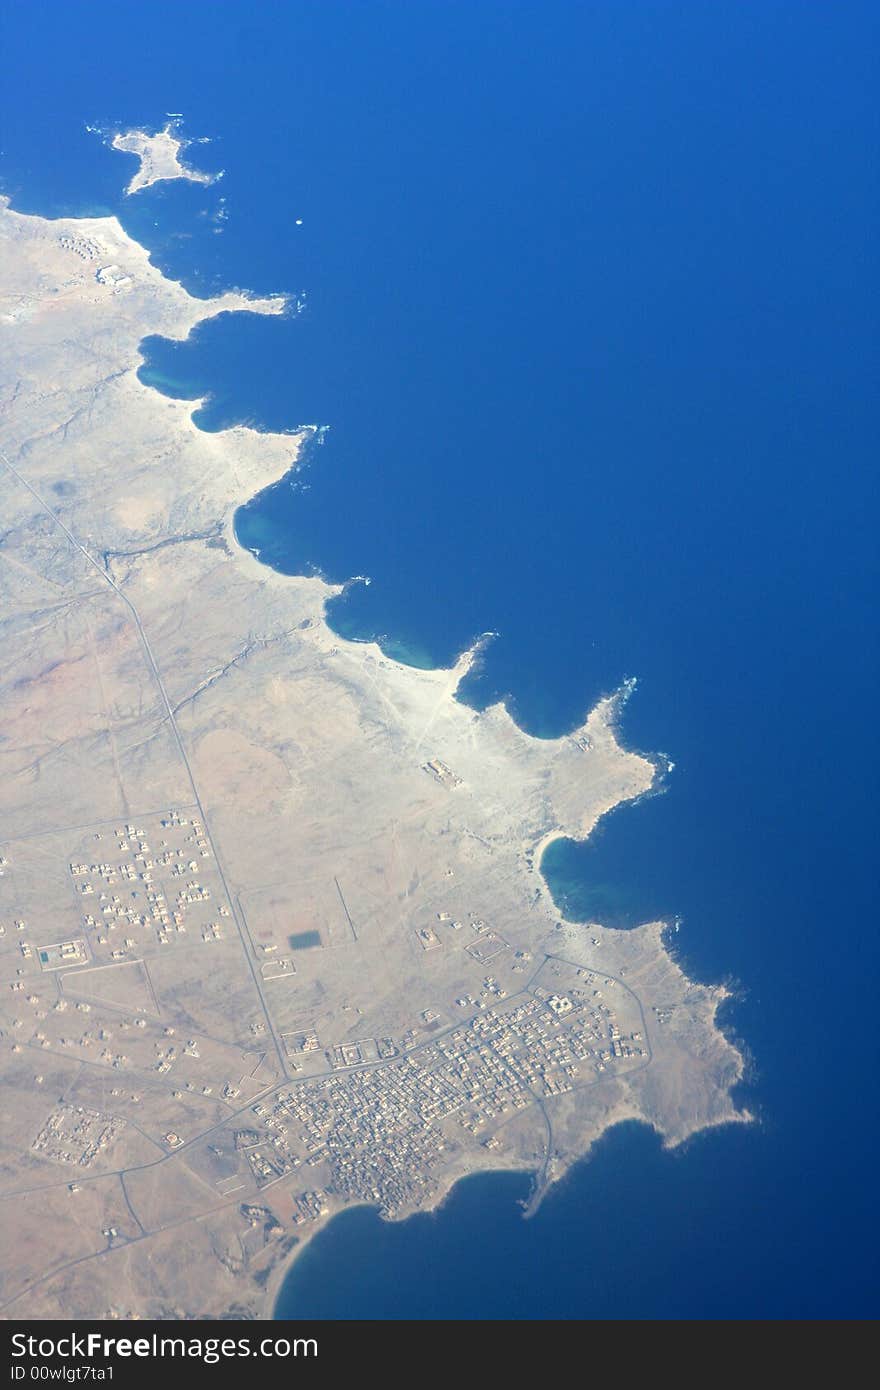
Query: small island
[{"left": 111, "top": 123, "right": 219, "bottom": 196}]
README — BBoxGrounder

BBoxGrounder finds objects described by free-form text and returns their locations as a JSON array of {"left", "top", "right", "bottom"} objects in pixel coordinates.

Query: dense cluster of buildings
[
  {"left": 31, "top": 1104, "right": 124, "bottom": 1168},
  {"left": 8, "top": 807, "right": 647, "bottom": 1233},
  {"left": 235, "top": 980, "right": 644, "bottom": 1216}
]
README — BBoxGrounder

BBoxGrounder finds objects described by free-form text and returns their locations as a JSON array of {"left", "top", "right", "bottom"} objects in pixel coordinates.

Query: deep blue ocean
[{"left": 2, "top": 2, "right": 876, "bottom": 1318}]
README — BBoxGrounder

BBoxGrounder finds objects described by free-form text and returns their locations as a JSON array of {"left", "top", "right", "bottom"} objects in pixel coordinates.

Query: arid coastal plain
[{"left": 0, "top": 132, "right": 747, "bottom": 1319}]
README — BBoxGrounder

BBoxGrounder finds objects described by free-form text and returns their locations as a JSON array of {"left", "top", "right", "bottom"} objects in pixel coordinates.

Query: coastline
[
  {"left": 0, "top": 159, "right": 748, "bottom": 1320},
  {"left": 121, "top": 182, "right": 744, "bottom": 1259},
  {"left": 110, "top": 123, "right": 219, "bottom": 197},
  {"left": 266, "top": 1094, "right": 754, "bottom": 1320},
  {"left": 3, "top": 0, "right": 875, "bottom": 1319},
  {"left": 136, "top": 249, "right": 753, "bottom": 1320}
]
